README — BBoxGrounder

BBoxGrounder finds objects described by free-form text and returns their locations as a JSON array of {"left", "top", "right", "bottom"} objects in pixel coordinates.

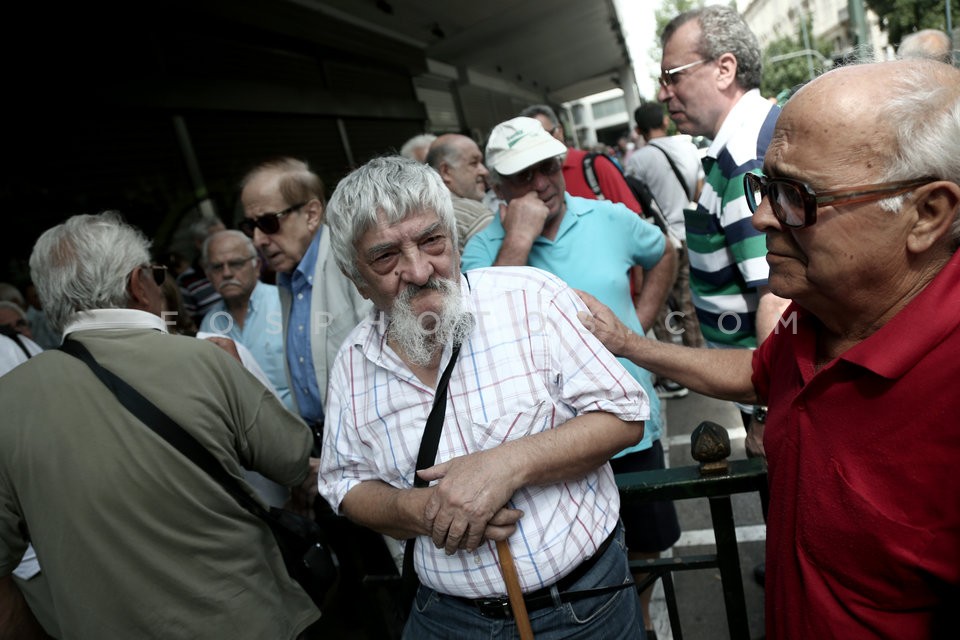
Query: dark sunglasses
[
  {"left": 502, "top": 156, "right": 564, "bottom": 187},
  {"left": 238, "top": 201, "right": 307, "bottom": 238},
  {"left": 743, "top": 173, "right": 934, "bottom": 229},
  {"left": 144, "top": 264, "right": 167, "bottom": 286}
]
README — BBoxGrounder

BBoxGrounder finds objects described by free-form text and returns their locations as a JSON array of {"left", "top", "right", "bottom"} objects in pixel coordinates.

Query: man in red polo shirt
[{"left": 575, "top": 58, "right": 960, "bottom": 638}]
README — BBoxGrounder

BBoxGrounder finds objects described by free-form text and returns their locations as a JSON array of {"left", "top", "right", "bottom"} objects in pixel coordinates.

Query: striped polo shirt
[{"left": 685, "top": 90, "right": 780, "bottom": 348}]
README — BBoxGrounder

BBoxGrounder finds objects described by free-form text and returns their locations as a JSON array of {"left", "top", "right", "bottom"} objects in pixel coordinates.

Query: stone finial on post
[{"left": 691, "top": 421, "right": 731, "bottom": 475}]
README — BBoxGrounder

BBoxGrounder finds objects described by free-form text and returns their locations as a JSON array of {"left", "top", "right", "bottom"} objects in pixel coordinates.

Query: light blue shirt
[
  {"left": 462, "top": 193, "right": 665, "bottom": 453},
  {"left": 278, "top": 229, "right": 324, "bottom": 423},
  {"left": 199, "top": 281, "right": 292, "bottom": 410}
]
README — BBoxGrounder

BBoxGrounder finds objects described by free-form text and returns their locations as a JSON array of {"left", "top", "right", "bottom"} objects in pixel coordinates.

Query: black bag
[
  {"left": 582, "top": 152, "right": 674, "bottom": 238},
  {"left": 58, "top": 338, "right": 338, "bottom": 609},
  {"left": 266, "top": 507, "right": 339, "bottom": 608}
]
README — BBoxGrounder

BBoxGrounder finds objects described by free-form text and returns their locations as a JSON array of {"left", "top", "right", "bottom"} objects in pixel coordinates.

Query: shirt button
[
  {"left": 299, "top": 356, "right": 305, "bottom": 363},
  {"left": 297, "top": 293, "right": 303, "bottom": 300},
  {"left": 298, "top": 325, "right": 304, "bottom": 332}
]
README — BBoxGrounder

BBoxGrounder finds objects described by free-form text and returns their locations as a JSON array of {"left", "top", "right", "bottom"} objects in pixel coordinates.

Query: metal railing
[{"left": 617, "top": 456, "right": 768, "bottom": 640}]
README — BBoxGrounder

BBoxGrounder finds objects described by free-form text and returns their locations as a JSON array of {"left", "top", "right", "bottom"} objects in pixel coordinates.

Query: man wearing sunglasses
[
  {"left": 578, "top": 59, "right": 960, "bottom": 639},
  {"left": 461, "top": 115, "right": 679, "bottom": 637},
  {"left": 0, "top": 212, "right": 321, "bottom": 638},
  {"left": 658, "top": 6, "right": 790, "bottom": 454},
  {"left": 239, "top": 158, "right": 371, "bottom": 447}
]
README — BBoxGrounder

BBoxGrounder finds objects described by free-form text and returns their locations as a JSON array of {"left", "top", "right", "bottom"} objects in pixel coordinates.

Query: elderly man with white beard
[{"left": 317, "top": 155, "right": 652, "bottom": 639}]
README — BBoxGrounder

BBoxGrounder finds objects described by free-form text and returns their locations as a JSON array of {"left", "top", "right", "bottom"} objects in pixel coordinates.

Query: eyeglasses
[
  {"left": 659, "top": 58, "right": 711, "bottom": 89},
  {"left": 502, "top": 156, "right": 564, "bottom": 187},
  {"left": 743, "top": 173, "right": 935, "bottom": 229},
  {"left": 238, "top": 202, "right": 307, "bottom": 238},
  {"left": 144, "top": 264, "right": 167, "bottom": 286},
  {"left": 207, "top": 256, "right": 257, "bottom": 274}
]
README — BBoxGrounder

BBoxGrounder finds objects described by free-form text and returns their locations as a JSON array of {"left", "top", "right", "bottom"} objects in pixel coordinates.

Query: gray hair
[
  {"left": 872, "top": 60, "right": 960, "bottom": 247},
  {"left": 425, "top": 136, "right": 460, "bottom": 171},
  {"left": 898, "top": 29, "right": 952, "bottom": 65},
  {"left": 0, "top": 300, "right": 27, "bottom": 319},
  {"left": 0, "top": 282, "right": 26, "bottom": 308},
  {"left": 519, "top": 104, "right": 560, "bottom": 127},
  {"left": 325, "top": 156, "right": 457, "bottom": 282},
  {"left": 201, "top": 229, "right": 257, "bottom": 267},
  {"left": 399, "top": 134, "right": 437, "bottom": 162},
  {"left": 29, "top": 211, "right": 151, "bottom": 333},
  {"left": 662, "top": 5, "right": 763, "bottom": 90}
]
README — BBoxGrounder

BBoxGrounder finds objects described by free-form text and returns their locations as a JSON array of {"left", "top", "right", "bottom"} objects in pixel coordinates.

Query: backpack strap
[
  {"left": 581, "top": 153, "right": 605, "bottom": 200},
  {"left": 648, "top": 142, "right": 694, "bottom": 201}
]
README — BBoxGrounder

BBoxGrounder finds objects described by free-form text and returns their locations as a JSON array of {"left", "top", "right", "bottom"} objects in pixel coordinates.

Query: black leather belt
[{"left": 452, "top": 528, "right": 632, "bottom": 619}]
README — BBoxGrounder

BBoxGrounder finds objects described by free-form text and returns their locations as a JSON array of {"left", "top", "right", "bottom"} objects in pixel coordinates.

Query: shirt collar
[
  {"left": 706, "top": 89, "right": 763, "bottom": 159},
  {"left": 62, "top": 308, "right": 169, "bottom": 339},
  {"left": 278, "top": 227, "right": 322, "bottom": 291}
]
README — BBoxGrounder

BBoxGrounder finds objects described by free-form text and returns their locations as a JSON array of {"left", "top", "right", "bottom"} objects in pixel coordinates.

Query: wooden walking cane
[{"left": 496, "top": 539, "right": 535, "bottom": 640}]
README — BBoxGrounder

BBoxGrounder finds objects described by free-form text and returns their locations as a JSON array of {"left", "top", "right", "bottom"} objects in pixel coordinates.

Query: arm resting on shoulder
[
  {"left": 578, "top": 289, "right": 757, "bottom": 403},
  {"left": 0, "top": 576, "right": 51, "bottom": 640}
]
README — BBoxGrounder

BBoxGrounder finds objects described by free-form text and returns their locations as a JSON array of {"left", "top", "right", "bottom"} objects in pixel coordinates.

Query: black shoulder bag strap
[
  {"left": 58, "top": 338, "right": 277, "bottom": 524},
  {"left": 649, "top": 142, "right": 694, "bottom": 201},
  {"left": 400, "top": 340, "right": 462, "bottom": 597}
]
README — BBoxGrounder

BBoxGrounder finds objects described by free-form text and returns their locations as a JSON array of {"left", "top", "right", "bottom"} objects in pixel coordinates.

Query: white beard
[{"left": 387, "top": 277, "right": 473, "bottom": 367}]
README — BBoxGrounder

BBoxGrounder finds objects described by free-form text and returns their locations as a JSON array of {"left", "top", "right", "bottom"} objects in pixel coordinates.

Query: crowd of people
[{"left": 1, "top": 6, "right": 958, "bottom": 640}]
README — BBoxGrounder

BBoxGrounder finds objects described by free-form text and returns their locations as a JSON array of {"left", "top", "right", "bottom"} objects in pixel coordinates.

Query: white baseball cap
[{"left": 485, "top": 117, "right": 568, "bottom": 176}]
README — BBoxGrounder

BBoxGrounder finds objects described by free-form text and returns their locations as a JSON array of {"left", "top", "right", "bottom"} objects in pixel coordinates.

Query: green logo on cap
[{"left": 506, "top": 130, "right": 529, "bottom": 148}]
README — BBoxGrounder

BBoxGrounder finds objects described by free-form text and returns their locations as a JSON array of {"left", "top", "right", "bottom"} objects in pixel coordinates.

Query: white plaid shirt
[{"left": 319, "top": 267, "right": 649, "bottom": 598}]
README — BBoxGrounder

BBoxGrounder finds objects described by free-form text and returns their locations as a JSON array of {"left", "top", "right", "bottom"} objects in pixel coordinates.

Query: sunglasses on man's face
[
  {"left": 743, "top": 173, "right": 934, "bottom": 229},
  {"left": 144, "top": 264, "right": 167, "bottom": 286},
  {"left": 502, "top": 156, "right": 564, "bottom": 187},
  {"left": 238, "top": 202, "right": 307, "bottom": 238}
]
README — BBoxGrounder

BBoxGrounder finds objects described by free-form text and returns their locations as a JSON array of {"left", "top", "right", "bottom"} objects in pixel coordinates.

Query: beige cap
[{"left": 485, "top": 117, "right": 567, "bottom": 176}]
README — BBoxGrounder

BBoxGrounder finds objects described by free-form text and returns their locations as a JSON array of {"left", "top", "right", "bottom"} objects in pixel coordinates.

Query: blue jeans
[{"left": 402, "top": 522, "right": 645, "bottom": 639}]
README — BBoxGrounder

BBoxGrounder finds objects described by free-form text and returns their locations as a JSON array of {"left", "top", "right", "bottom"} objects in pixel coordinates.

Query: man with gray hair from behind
[
  {"left": 0, "top": 212, "right": 320, "bottom": 638},
  {"left": 399, "top": 133, "right": 437, "bottom": 163},
  {"left": 318, "top": 155, "right": 651, "bottom": 638}
]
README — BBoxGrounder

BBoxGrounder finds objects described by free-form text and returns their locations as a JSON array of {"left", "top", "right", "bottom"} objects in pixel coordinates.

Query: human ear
[
  {"left": 305, "top": 199, "right": 324, "bottom": 231},
  {"left": 127, "top": 266, "right": 153, "bottom": 311},
  {"left": 715, "top": 52, "right": 738, "bottom": 91},
  {"left": 906, "top": 181, "right": 960, "bottom": 254}
]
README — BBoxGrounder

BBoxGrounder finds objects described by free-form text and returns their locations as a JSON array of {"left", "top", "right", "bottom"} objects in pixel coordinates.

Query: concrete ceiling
[{"left": 294, "top": 0, "right": 635, "bottom": 103}]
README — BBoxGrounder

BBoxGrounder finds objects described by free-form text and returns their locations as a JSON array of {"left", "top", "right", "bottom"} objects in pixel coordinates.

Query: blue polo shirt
[
  {"left": 461, "top": 193, "right": 665, "bottom": 453},
  {"left": 278, "top": 229, "right": 324, "bottom": 424}
]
